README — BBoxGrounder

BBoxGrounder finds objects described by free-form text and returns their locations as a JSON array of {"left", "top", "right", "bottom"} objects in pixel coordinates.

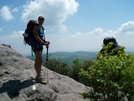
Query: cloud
[
  {"left": 0, "top": 30, "right": 30, "bottom": 55},
  {"left": 118, "top": 21, "right": 134, "bottom": 37},
  {"left": 0, "top": 5, "right": 13, "bottom": 21},
  {"left": 21, "top": 0, "right": 79, "bottom": 33},
  {"left": 0, "top": 30, "right": 23, "bottom": 40},
  {"left": 12, "top": 7, "right": 19, "bottom": 12},
  {"left": 70, "top": 32, "right": 82, "bottom": 39},
  {"left": 0, "top": 21, "right": 134, "bottom": 55},
  {"left": 58, "top": 25, "right": 68, "bottom": 33},
  {"left": 10, "top": 31, "right": 23, "bottom": 38},
  {"left": 49, "top": 21, "right": 134, "bottom": 52}
]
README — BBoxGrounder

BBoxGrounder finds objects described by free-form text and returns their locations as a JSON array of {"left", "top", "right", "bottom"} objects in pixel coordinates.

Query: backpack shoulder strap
[
  {"left": 42, "top": 26, "right": 44, "bottom": 30},
  {"left": 37, "top": 25, "right": 44, "bottom": 30},
  {"left": 36, "top": 25, "right": 45, "bottom": 39}
]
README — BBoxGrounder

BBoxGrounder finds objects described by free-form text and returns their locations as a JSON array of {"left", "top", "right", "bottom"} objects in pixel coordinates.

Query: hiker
[
  {"left": 99, "top": 37, "right": 123, "bottom": 56},
  {"left": 31, "top": 16, "right": 50, "bottom": 84}
]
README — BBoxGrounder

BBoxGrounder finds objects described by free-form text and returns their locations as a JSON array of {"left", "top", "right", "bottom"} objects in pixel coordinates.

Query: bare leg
[{"left": 34, "top": 50, "right": 42, "bottom": 77}]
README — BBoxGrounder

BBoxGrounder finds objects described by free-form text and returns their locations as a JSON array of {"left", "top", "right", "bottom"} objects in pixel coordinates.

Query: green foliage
[
  {"left": 43, "top": 43, "right": 134, "bottom": 100},
  {"left": 43, "top": 58, "right": 71, "bottom": 76},
  {"left": 43, "top": 57, "right": 93, "bottom": 83},
  {"left": 82, "top": 60, "right": 93, "bottom": 71},
  {"left": 79, "top": 43, "right": 134, "bottom": 101},
  {"left": 70, "top": 58, "right": 82, "bottom": 81},
  {"left": 42, "top": 51, "right": 96, "bottom": 66}
]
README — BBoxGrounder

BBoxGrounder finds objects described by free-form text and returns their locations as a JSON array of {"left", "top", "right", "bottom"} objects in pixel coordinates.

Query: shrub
[
  {"left": 79, "top": 43, "right": 134, "bottom": 101},
  {"left": 43, "top": 58, "right": 71, "bottom": 76},
  {"left": 82, "top": 60, "right": 93, "bottom": 71},
  {"left": 71, "top": 58, "right": 82, "bottom": 81}
]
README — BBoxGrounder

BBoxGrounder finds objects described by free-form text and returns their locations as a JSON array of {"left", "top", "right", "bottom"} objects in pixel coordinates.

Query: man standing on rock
[{"left": 31, "top": 16, "right": 50, "bottom": 84}]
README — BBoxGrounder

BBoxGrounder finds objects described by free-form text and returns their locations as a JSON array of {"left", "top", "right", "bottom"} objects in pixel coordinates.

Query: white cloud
[
  {"left": 58, "top": 25, "right": 68, "bottom": 33},
  {"left": 10, "top": 31, "right": 23, "bottom": 38},
  {"left": 70, "top": 32, "right": 82, "bottom": 39},
  {"left": 118, "top": 21, "right": 134, "bottom": 37},
  {"left": 12, "top": 7, "right": 19, "bottom": 12},
  {"left": 0, "top": 30, "right": 23, "bottom": 39},
  {"left": 0, "top": 30, "right": 30, "bottom": 55},
  {"left": 0, "top": 5, "right": 13, "bottom": 21},
  {"left": 21, "top": 0, "right": 79, "bottom": 33},
  {"left": 0, "top": 21, "right": 134, "bottom": 55},
  {"left": 48, "top": 21, "right": 134, "bottom": 52},
  {"left": 83, "top": 28, "right": 103, "bottom": 37},
  {"left": 91, "top": 27, "right": 103, "bottom": 34},
  {"left": 118, "top": 21, "right": 134, "bottom": 32}
]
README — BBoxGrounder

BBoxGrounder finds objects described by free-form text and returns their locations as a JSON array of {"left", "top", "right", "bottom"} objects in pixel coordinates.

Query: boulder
[{"left": 0, "top": 45, "right": 91, "bottom": 101}]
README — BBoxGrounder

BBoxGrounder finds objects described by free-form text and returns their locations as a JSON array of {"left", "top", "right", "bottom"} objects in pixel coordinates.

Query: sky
[{"left": 0, "top": 0, "right": 134, "bottom": 55}]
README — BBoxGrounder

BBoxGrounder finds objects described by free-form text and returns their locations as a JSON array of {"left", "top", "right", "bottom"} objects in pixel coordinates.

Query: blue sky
[{"left": 0, "top": 0, "right": 134, "bottom": 55}]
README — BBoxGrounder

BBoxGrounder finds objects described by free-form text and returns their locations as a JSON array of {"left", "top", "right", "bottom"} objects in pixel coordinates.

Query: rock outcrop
[{"left": 0, "top": 45, "right": 90, "bottom": 101}]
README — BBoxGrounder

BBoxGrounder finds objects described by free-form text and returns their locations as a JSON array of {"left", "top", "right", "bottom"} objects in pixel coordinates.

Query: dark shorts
[
  {"left": 33, "top": 48, "right": 43, "bottom": 52},
  {"left": 30, "top": 38, "right": 43, "bottom": 52}
]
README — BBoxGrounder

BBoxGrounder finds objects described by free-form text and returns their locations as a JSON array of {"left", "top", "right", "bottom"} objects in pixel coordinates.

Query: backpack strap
[{"left": 37, "top": 25, "right": 45, "bottom": 40}]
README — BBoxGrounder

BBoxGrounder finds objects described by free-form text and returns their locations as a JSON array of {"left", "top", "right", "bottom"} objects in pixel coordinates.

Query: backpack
[{"left": 23, "top": 20, "right": 38, "bottom": 46}]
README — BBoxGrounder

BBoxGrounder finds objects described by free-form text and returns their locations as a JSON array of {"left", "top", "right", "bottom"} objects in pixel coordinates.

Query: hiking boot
[{"left": 36, "top": 77, "right": 47, "bottom": 84}]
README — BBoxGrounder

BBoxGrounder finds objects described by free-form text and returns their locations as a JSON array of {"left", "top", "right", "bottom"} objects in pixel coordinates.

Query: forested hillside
[{"left": 27, "top": 51, "right": 97, "bottom": 66}]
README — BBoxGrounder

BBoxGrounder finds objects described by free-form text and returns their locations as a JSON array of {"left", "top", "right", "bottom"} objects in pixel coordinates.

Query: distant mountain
[
  {"left": 27, "top": 51, "right": 134, "bottom": 67},
  {"left": 27, "top": 51, "right": 97, "bottom": 67}
]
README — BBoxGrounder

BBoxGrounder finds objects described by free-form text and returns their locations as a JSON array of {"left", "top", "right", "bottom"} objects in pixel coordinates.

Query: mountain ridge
[{"left": 27, "top": 51, "right": 97, "bottom": 66}]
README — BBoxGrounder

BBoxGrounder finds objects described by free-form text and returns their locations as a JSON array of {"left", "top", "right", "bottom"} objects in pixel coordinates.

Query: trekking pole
[{"left": 46, "top": 45, "right": 49, "bottom": 83}]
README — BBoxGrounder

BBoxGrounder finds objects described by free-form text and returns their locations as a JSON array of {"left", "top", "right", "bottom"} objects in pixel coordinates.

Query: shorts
[
  {"left": 33, "top": 48, "right": 43, "bottom": 52},
  {"left": 29, "top": 38, "right": 43, "bottom": 52}
]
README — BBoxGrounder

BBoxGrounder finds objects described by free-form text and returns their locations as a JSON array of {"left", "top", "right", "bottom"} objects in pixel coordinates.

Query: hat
[
  {"left": 38, "top": 16, "right": 45, "bottom": 20},
  {"left": 103, "top": 37, "right": 118, "bottom": 47}
]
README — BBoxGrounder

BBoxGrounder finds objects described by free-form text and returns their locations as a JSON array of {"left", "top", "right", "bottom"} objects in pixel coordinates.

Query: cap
[{"left": 38, "top": 16, "right": 45, "bottom": 20}]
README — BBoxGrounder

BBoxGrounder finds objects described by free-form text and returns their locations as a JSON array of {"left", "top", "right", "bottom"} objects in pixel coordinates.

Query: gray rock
[{"left": 0, "top": 45, "right": 91, "bottom": 101}]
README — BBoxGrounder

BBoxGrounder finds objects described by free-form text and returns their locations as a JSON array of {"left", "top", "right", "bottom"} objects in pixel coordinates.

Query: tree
[
  {"left": 71, "top": 58, "right": 82, "bottom": 81},
  {"left": 82, "top": 60, "right": 93, "bottom": 71},
  {"left": 79, "top": 43, "right": 134, "bottom": 101},
  {"left": 43, "top": 58, "right": 71, "bottom": 76}
]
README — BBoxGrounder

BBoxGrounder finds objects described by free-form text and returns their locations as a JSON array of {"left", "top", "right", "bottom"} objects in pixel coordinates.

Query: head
[
  {"left": 103, "top": 37, "right": 118, "bottom": 47},
  {"left": 38, "top": 16, "right": 45, "bottom": 25}
]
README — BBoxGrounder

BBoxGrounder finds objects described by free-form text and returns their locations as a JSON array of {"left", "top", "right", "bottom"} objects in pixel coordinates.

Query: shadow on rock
[{"left": 0, "top": 79, "right": 34, "bottom": 99}]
